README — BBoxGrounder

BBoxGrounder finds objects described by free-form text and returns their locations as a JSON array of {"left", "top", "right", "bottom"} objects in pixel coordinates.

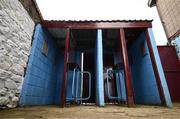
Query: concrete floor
[{"left": 0, "top": 103, "right": 180, "bottom": 119}]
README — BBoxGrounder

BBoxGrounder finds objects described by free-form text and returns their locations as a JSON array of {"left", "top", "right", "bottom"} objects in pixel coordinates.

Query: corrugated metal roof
[
  {"left": 42, "top": 19, "right": 153, "bottom": 29},
  {"left": 43, "top": 19, "right": 153, "bottom": 23}
]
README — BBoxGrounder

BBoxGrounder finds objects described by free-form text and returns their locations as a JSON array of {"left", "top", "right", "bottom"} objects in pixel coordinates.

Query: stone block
[
  {"left": 9, "top": 64, "right": 24, "bottom": 75},
  {"left": 0, "top": 69, "right": 11, "bottom": 80},
  {"left": 0, "top": 97, "right": 9, "bottom": 106},
  {"left": 0, "top": 79, "right": 5, "bottom": 89},
  {"left": 11, "top": 74, "right": 22, "bottom": 83},
  {"left": 5, "top": 79, "right": 17, "bottom": 90},
  {"left": 0, "top": 88, "right": 7, "bottom": 96}
]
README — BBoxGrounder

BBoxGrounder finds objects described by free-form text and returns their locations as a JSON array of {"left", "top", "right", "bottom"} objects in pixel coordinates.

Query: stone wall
[
  {"left": 19, "top": 0, "right": 42, "bottom": 23},
  {"left": 0, "top": 0, "right": 35, "bottom": 108}
]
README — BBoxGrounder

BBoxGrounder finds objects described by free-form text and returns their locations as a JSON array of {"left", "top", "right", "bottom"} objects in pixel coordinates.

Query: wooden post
[
  {"left": 119, "top": 28, "right": 135, "bottom": 107},
  {"left": 60, "top": 28, "right": 70, "bottom": 107},
  {"left": 145, "top": 30, "right": 165, "bottom": 104}
]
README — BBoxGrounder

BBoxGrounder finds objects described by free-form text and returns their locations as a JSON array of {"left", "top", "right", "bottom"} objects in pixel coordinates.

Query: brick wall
[{"left": 157, "top": 0, "right": 180, "bottom": 39}]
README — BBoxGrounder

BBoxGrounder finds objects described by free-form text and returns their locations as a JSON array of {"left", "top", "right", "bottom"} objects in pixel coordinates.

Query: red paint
[
  {"left": 119, "top": 29, "right": 135, "bottom": 107},
  {"left": 42, "top": 21, "right": 152, "bottom": 29},
  {"left": 145, "top": 30, "right": 165, "bottom": 104},
  {"left": 158, "top": 46, "right": 180, "bottom": 102},
  {"left": 60, "top": 28, "right": 70, "bottom": 107}
]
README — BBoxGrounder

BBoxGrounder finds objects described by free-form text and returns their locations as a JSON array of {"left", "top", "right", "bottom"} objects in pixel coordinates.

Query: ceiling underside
[{"left": 47, "top": 28, "right": 145, "bottom": 51}]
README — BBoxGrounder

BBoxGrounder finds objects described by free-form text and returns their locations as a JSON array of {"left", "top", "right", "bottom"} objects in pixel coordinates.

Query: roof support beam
[{"left": 42, "top": 21, "right": 152, "bottom": 29}]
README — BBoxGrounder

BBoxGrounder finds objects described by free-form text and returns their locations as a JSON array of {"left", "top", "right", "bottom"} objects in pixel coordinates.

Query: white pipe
[{"left": 80, "top": 52, "right": 84, "bottom": 103}]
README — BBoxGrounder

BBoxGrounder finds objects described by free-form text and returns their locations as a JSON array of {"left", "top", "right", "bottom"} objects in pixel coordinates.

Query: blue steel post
[
  {"left": 147, "top": 28, "right": 173, "bottom": 107},
  {"left": 96, "top": 29, "right": 105, "bottom": 106}
]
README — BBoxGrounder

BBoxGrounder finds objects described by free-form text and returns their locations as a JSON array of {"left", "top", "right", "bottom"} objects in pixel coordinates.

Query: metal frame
[
  {"left": 106, "top": 69, "right": 123, "bottom": 100},
  {"left": 42, "top": 21, "right": 152, "bottom": 29},
  {"left": 57, "top": 21, "right": 163, "bottom": 108},
  {"left": 66, "top": 68, "right": 91, "bottom": 102}
]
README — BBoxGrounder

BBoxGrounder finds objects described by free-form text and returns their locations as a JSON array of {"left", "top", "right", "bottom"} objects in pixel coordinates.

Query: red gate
[{"left": 158, "top": 46, "right": 180, "bottom": 102}]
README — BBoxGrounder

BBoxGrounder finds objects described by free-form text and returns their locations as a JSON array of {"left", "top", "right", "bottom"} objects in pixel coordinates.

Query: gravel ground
[{"left": 0, "top": 103, "right": 180, "bottom": 119}]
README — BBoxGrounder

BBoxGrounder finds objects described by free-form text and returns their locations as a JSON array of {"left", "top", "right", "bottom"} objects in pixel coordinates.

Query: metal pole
[{"left": 80, "top": 52, "right": 84, "bottom": 103}]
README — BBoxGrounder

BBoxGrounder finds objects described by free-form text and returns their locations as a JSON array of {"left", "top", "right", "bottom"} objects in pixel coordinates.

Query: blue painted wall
[
  {"left": 113, "top": 53, "right": 127, "bottom": 102},
  {"left": 20, "top": 24, "right": 63, "bottom": 106},
  {"left": 128, "top": 31, "right": 161, "bottom": 104},
  {"left": 54, "top": 52, "right": 64, "bottom": 105}
]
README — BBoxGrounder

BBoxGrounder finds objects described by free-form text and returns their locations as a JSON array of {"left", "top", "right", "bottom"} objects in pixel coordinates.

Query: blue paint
[
  {"left": 147, "top": 29, "right": 173, "bottom": 107},
  {"left": 172, "top": 36, "right": 180, "bottom": 59},
  {"left": 66, "top": 51, "right": 81, "bottom": 103},
  {"left": 128, "top": 31, "right": 161, "bottom": 104},
  {"left": 115, "top": 70, "right": 127, "bottom": 101},
  {"left": 113, "top": 53, "right": 127, "bottom": 102},
  {"left": 54, "top": 52, "right": 64, "bottom": 105},
  {"left": 66, "top": 71, "right": 74, "bottom": 100},
  {"left": 19, "top": 24, "right": 63, "bottom": 106},
  {"left": 95, "top": 29, "right": 104, "bottom": 106}
]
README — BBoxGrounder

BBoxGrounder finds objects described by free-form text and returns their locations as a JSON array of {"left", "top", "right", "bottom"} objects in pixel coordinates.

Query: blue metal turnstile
[
  {"left": 66, "top": 67, "right": 91, "bottom": 103},
  {"left": 106, "top": 69, "right": 127, "bottom": 102}
]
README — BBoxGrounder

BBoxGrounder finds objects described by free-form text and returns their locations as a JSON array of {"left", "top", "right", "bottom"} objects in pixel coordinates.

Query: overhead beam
[{"left": 42, "top": 21, "right": 152, "bottom": 29}]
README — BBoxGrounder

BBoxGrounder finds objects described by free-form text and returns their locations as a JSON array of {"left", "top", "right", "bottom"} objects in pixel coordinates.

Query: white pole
[{"left": 80, "top": 52, "right": 84, "bottom": 103}]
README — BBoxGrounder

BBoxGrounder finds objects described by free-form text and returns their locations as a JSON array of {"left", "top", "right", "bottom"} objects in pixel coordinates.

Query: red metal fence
[{"left": 158, "top": 46, "right": 180, "bottom": 102}]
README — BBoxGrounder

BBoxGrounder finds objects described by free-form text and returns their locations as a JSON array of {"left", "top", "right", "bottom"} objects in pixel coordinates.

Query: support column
[
  {"left": 145, "top": 28, "right": 172, "bottom": 107},
  {"left": 60, "top": 28, "right": 70, "bottom": 107},
  {"left": 119, "top": 28, "right": 135, "bottom": 107},
  {"left": 96, "top": 29, "right": 104, "bottom": 106}
]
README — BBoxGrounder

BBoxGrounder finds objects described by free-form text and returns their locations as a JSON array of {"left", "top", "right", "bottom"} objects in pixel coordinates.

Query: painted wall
[
  {"left": 113, "top": 53, "right": 127, "bottom": 102},
  {"left": 158, "top": 46, "right": 180, "bottom": 102},
  {"left": 20, "top": 24, "right": 61, "bottom": 106},
  {"left": 54, "top": 52, "right": 64, "bottom": 105},
  {"left": 128, "top": 31, "right": 161, "bottom": 104}
]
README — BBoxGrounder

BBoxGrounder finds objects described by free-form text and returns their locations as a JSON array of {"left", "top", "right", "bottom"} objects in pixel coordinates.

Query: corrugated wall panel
[{"left": 158, "top": 46, "right": 180, "bottom": 102}]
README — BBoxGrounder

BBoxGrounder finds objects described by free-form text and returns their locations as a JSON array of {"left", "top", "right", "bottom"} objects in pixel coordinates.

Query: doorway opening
[
  {"left": 66, "top": 29, "right": 97, "bottom": 105},
  {"left": 102, "top": 29, "right": 127, "bottom": 105}
]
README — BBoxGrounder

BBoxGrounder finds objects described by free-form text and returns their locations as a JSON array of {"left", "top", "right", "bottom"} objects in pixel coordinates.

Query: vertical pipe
[
  {"left": 80, "top": 52, "right": 84, "bottom": 103},
  {"left": 145, "top": 29, "right": 172, "bottom": 107},
  {"left": 119, "top": 28, "right": 135, "bottom": 107},
  {"left": 60, "top": 28, "right": 70, "bottom": 107},
  {"left": 96, "top": 29, "right": 105, "bottom": 106}
]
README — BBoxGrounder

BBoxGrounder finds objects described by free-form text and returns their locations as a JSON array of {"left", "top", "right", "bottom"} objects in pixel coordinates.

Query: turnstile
[{"left": 106, "top": 69, "right": 127, "bottom": 102}]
